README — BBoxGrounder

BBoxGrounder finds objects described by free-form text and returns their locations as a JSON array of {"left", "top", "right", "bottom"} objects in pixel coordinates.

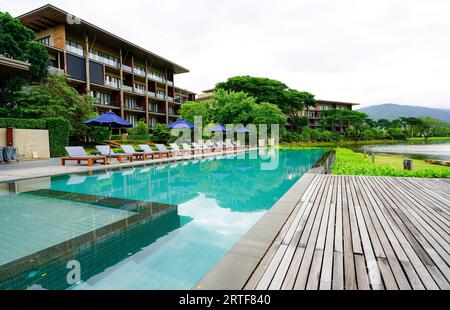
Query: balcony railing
[
  {"left": 167, "top": 96, "right": 174, "bottom": 102},
  {"left": 66, "top": 45, "right": 84, "bottom": 57},
  {"left": 175, "top": 97, "right": 188, "bottom": 103},
  {"left": 48, "top": 66, "right": 65, "bottom": 75},
  {"left": 147, "top": 72, "right": 166, "bottom": 84},
  {"left": 156, "top": 94, "right": 165, "bottom": 100},
  {"left": 148, "top": 91, "right": 156, "bottom": 98},
  {"left": 89, "top": 53, "right": 119, "bottom": 68},
  {"left": 134, "top": 67, "right": 146, "bottom": 76},
  {"left": 105, "top": 80, "right": 120, "bottom": 89},
  {"left": 167, "top": 80, "right": 174, "bottom": 86},
  {"left": 122, "top": 64, "right": 132, "bottom": 72},
  {"left": 135, "top": 88, "right": 145, "bottom": 95},
  {"left": 123, "top": 85, "right": 133, "bottom": 92}
]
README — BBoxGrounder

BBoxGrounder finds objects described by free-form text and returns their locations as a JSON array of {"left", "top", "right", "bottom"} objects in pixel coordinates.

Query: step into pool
[{"left": 0, "top": 149, "right": 324, "bottom": 290}]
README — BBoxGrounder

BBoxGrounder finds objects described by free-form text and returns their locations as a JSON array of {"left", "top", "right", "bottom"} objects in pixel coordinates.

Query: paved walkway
[
  {"left": 245, "top": 174, "right": 450, "bottom": 290},
  {"left": 0, "top": 149, "right": 254, "bottom": 183}
]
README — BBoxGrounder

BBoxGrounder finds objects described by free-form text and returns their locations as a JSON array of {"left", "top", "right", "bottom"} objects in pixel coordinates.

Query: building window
[
  {"left": 90, "top": 91, "right": 112, "bottom": 106},
  {"left": 150, "top": 117, "right": 158, "bottom": 128},
  {"left": 37, "top": 36, "right": 51, "bottom": 46},
  {"left": 66, "top": 40, "right": 84, "bottom": 56},
  {"left": 126, "top": 114, "right": 138, "bottom": 126},
  {"left": 125, "top": 98, "right": 137, "bottom": 109},
  {"left": 149, "top": 103, "right": 159, "bottom": 113}
]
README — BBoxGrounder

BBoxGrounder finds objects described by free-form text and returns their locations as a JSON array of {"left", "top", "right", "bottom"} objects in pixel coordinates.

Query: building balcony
[
  {"left": 156, "top": 94, "right": 166, "bottom": 101},
  {"left": 66, "top": 45, "right": 84, "bottom": 57},
  {"left": 134, "top": 88, "right": 146, "bottom": 95},
  {"left": 48, "top": 66, "right": 65, "bottom": 75},
  {"left": 134, "top": 67, "right": 146, "bottom": 77},
  {"left": 148, "top": 91, "right": 156, "bottom": 98},
  {"left": 123, "top": 85, "right": 133, "bottom": 92},
  {"left": 167, "top": 80, "right": 174, "bottom": 86},
  {"left": 174, "top": 97, "right": 188, "bottom": 103},
  {"left": 104, "top": 80, "right": 120, "bottom": 89},
  {"left": 89, "top": 53, "right": 119, "bottom": 68},
  {"left": 122, "top": 64, "right": 132, "bottom": 73},
  {"left": 167, "top": 96, "right": 174, "bottom": 102}
]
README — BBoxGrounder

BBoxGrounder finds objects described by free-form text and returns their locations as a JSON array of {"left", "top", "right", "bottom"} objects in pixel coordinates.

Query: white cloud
[{"left": 3, "top": 0, "right": 450, "bottom": 108}]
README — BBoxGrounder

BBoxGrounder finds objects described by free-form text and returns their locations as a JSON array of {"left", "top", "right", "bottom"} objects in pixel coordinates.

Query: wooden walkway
[{"left": 245, "top": 175, "right": 450, "bottom": 290}]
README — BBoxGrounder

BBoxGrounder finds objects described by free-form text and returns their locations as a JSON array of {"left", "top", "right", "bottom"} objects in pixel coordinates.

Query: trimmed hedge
[{"left": 0, "top": 118, "right": 70, "bottom": 157}]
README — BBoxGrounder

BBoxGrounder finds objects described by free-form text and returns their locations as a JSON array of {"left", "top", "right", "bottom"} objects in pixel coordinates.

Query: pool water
[{"left": 0, "top": 149, "right": 324, "bottom": 290}]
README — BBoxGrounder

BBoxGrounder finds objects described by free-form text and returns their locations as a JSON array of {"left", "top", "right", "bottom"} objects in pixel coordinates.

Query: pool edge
[{"left": 194, "top": 172, "right": 316, "bottom": 290}]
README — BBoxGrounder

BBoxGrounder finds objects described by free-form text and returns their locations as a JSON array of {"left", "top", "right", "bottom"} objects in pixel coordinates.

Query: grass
[
  {"left": 408, "top": 137, "right": 450, "bottom": 142},
  {"left": 332, "top": 148, "right": 450, "bottom": 178}
]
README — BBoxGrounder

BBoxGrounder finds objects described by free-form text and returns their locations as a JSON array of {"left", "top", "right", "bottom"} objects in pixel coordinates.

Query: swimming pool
[{"left": 0, "top": 149, "right": 324, "bottom": 290}]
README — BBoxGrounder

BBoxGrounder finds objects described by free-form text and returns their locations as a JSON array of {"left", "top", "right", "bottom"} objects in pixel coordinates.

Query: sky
[{"left": 2, "top": 0, "right": 450, "bottom": 109}]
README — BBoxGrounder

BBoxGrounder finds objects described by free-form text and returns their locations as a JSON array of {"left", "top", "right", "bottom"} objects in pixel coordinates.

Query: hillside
[{"left": 358, "top": 104, "right": 450, "bottom": 123}]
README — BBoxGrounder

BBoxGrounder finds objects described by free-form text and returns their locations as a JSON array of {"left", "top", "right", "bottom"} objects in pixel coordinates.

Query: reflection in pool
[{"left": 0, "top": 149, "right": 324, "bottom": 290}]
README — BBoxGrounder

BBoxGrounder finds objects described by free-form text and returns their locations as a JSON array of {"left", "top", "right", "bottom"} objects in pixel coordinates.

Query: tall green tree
[
  {"left": 252, "top": 102, "right": 287, "bottom": 127},
  {"left": 215, "top": 76, "right": 288, "bottom": 109},
  {"left": 14, "top": 75, "right": 95, "bottom": 141},
  {"left": 283, "top": 89, "right": 316, "bottom": 132},
  {"left": 0, "top": 11, "right": 49, "bottom": 110},
  {"left": 179, "top": 101, "right": 212, "bottom": 124},
  {"left": 211, "top": 89, "right": 257, "bottom": 125}
]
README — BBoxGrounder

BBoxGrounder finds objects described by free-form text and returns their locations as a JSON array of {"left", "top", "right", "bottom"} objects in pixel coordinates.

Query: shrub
[
  {"left": 0, "top": 117, "right": 69, "bottom": 157},
  {"left": 127, "top": 120, "right": 149, "bottom": 138},
  {"left": 150, "top": 123, "right": 171, "bottom": 143}
]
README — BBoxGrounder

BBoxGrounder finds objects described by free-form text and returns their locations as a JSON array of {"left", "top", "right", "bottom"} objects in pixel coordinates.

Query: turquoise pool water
[{"left": 0, "top": 149, "right": 324, "bottom": 290}]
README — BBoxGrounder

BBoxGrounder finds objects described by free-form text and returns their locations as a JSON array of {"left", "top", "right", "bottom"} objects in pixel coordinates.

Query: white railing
[
  {"left": 148, "top": 91, "right": 156, "bottom": 98},
  {"left": 48, "top": 66, "right": 65, "bottom": 75},
  {"left": 135, "top": 88, "right": 145, "bottom": 95},
  {"left": 89, "top": 53, "right": 119, "bottom": 68},
  {"left": 157, "top": 93, "right": 165, "bottom": 100},
  {"left": 167, "top": 96, "right": 174, "bottom": 102},
  {"left": 66, "top": 45, "right": 84, "bottom": 56},
  {"left": 134, "top": 67, "right": 146, "bottom": 76},
  {"left": 122, "top": 64, "right": 132, "bottom": 72},
  {"left": 123, "top": 85, "right": 133, "bottom": 92},
  {"left": 105, "top": 80, "right": 120, "bottom": 89}
]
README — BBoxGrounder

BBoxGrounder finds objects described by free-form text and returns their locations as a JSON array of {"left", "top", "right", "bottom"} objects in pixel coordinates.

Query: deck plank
[{"left": 246, "top": 174, "right": 450, "bottom": 290}]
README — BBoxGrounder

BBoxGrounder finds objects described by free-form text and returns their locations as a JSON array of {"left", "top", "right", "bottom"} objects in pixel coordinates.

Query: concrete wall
[{"left": 1, "top": 128, "right": 50, "bottom": 159}]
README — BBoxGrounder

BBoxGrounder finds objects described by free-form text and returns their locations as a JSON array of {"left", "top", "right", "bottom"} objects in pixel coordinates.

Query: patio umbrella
[
  {"left": 208, "top": 124, "right": 228, "bottom": 133},
  {"left": 83, "top": 110, "right": 133, "bottom": 160},
  {"left": 234, "top": 127, "right": 252, "bottom": 134},
  {"left": 166, "top": 119, "right": 195, "bottom": 129},
  {"left": 83, "top": 111, "right": 133, "bottom": 128}
]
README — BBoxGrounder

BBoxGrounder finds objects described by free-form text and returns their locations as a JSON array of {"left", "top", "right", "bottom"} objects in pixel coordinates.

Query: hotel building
[{"left": 17, "top": 4, "right": 196, "bottom": 127}]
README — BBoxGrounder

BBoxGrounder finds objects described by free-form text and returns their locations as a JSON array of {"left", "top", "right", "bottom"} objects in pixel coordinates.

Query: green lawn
[
  {"left": 408, "top": 137, "right": 450, "bottom": 142},
  {"left": 332, "top": 148, "right": 450, "bottom": 178}
]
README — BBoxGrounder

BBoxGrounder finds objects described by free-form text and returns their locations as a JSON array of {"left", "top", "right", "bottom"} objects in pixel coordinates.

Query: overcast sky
[{"left": 2, "top": 0, "right": 450, "bottom": 108}]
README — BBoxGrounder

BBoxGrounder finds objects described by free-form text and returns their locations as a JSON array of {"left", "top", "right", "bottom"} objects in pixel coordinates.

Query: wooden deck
[{"left": 245, "top": 175, "right": 450, "bottom": 290}]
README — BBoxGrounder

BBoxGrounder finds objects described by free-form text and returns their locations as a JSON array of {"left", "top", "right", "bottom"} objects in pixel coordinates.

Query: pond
[{"left": 357, "top": 140, "right": 450, "bottom": 161}]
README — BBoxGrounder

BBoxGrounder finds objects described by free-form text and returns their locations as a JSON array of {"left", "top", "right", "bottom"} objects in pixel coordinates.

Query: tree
[
  {"left": 252, "top": 102, "right": 287, "bottom": 128},
  {"left": 127, "top": 120, "right": 149, "bottom": 138},
  {"left": 179, "top": 101, "right": 212, "bottom": 124},
  {"left": 150, "top": 123, "right": 171, "bottom": 143},
  {"left": 215, "top": 76, "right": 288, "bottom": 109},
  {"left": 0, "top": 11, "right": 49, "bottom": 109},
  {"left": 283, "top": 89, "right": 316, "bottom": 131},
  {"left": 376, "top": 119, "right": 391, "bottom": 130},
  {"left": 211, "top": 89, "right": 256, "bottom": 125},
  {"left": 14, "top": 74, "right": 94, "bottom": 141},
  {"left": 418, "top": 117, "right": 448, "bottom": 141}
]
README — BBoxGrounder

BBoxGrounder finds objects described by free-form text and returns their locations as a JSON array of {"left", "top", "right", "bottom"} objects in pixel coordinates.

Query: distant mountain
[{"left": 357, "top": 104, "right": 450, "bottom": 123}]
